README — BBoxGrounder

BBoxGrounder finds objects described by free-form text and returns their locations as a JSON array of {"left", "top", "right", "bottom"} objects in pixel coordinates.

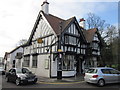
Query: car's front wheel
[
  {"left": 16, "top": 78, "right": 21, "bottom": 86},
  {"left": 97, "top": 79, "right": 105, "bottom": 87},
  {"left": 33, "top": 79, "right": 37, "bottom": 84}
]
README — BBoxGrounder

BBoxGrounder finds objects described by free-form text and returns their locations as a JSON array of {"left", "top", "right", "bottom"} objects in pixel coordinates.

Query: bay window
[{"left": 62, "top": 55, "right": 75, "bottom": 70}]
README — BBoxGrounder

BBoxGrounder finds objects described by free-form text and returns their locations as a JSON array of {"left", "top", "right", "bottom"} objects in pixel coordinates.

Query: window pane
[
  {"left": 32, "top": 55, "right": 37, "bottom": 68},
  {"left": 62, "top": 55, "right": 74, "bottom": 70},
  {"left": 24, "top": 56, "right": 30, "bottom": 67},
  {"left": 101, "top": 69, "right": 110, "bottom": 74},
  {"left": 109, "top": 69, "right": 120, "bottom": 74},
  {"left": 87, "top": 69, "right": 98, "bottom": 73}
]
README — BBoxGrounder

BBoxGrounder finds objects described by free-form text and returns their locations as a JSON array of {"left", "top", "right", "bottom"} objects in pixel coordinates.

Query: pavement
[{"left": 37, "top": 74, "right": 84, "bottom": 84}]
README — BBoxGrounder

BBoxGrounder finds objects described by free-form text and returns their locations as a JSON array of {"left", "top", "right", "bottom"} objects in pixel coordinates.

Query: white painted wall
[
  {"left": 24, "top": 54, "right": 50, "bottom": 77},
  {"left": 6, "top": 47, "right": 23, "bottom": 70},
  {"left": 24, "top": 46, "right": 31, "bottom": 55}
]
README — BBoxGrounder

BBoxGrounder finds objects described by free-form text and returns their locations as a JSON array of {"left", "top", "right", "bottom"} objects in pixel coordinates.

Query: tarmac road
[{"left": 1, "top": 75, "right": 120, "bottom": 89}]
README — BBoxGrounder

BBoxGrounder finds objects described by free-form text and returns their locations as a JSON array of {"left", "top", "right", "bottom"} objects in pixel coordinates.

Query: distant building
[
  {"left": 3, "top": 46, "right": 23, "bottom": 71},
  {"left": 83, "top": 28, "right": 103, "bottom": 69}
]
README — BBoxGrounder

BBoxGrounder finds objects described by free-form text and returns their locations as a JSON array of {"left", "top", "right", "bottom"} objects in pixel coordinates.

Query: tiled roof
[
  {"left": 43, "top": 12, "right": 75, "bottom": 35},
  {"left": 83, "top": 28, "right": 97, "bottom": 43},
  {"left": 24, "top": 11, "right": 86, "bottom": 46}
]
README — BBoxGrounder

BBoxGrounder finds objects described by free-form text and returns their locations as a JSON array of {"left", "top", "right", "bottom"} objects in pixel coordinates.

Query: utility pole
[{"left": 57, "top": 21, "right": 63, "bottom": 80}]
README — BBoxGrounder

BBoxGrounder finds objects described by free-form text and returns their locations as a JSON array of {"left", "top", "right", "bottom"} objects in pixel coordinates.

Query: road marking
[{"left": 38, "top": 81, "right": 85, "bottom": 84}]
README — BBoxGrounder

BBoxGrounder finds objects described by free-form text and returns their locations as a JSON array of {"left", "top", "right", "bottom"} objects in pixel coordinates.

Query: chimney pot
[{"left": 79, "top": 18, "right": 85, "bottom": 29}]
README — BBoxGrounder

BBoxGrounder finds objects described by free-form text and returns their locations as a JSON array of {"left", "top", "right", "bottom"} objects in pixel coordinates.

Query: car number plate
[{"left": 28, "top": 79, "right": 34, "bottom": 82}]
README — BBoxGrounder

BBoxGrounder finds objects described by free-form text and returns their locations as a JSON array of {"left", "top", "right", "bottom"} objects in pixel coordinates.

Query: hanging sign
[
  {"left": 58, "top": 49, "right": 62, "bottom": 52},
  {"left": 37, "top": 38, "right": 43, "bottom": 43}
]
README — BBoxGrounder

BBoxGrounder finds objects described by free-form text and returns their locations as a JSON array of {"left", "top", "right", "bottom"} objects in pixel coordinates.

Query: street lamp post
[{"left": 57, "top": 21, "right": 63, "bottom": 80}]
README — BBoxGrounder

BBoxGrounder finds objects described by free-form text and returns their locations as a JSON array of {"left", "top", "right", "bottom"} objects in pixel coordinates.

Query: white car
[{"left": 84, "top": 67, "right": 120, "bottom": 86}]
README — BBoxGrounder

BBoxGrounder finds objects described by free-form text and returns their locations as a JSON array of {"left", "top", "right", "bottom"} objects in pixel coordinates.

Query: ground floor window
[
  {"left": 23, "top": 56, "right": 30, "bottom": 67},
  {"left": 32, "top": 55, "right": 38, "bottom": 68},
  {"left": 62, "top": 55, "right": 75, "bottom": 70}
]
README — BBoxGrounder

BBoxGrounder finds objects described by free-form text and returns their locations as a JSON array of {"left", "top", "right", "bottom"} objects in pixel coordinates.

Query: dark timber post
[{"left": 57, "top": 21, "right": 62, "bottom": 80}]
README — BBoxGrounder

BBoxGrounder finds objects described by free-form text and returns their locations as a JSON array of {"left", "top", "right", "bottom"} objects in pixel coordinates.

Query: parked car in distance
[
  {"left": 0, "top": 67, "right": 5, "bottom": 75},
  {"left": 84, "top": 67, "right": 120, "bottom": 87},
  {"left": 5, "top": 68, "right": 38, "bottom": 86}
]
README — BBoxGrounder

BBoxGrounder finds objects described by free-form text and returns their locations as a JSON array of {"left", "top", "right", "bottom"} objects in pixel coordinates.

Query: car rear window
[{"left": 86, "top": 69, "right": 98, "bottom": 73}]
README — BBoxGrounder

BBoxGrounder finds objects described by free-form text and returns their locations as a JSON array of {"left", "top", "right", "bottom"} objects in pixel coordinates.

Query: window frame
[
  {"left": 23, "top": 55, "right": 30, "bottom": 67},
  {"left": 32, "top": 55, "right": 38, "bottom": 68},
  {"left": 62, "top": 55, "right": 75, "bottom": 71}
]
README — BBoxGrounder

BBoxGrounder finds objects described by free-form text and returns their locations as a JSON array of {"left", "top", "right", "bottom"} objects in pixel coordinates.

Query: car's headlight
[{"left": 20, "top": 77, "right": 26, "bottom": 80}]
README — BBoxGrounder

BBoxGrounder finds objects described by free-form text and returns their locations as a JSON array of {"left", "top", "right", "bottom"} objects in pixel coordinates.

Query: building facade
[
  {"left": 83, "top": 28, "right": 103, "bottom": 69},
  {"left": 3, "top": 46, "right": 23, "bottom": 71},
  {"left": 21, "top": 0, "right": 103, "bottom": 78}
]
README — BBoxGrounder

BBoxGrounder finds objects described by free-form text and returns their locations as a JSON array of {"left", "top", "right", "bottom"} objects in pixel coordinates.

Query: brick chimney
[{"left": 41, "top": 0, "right": 49, "bottom": 14}]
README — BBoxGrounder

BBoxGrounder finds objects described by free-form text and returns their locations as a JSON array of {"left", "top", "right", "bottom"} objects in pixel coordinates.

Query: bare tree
[
  {"left": 86, "top": 13, "right": 118, "bottom": 42},
  {"left": 86, "top": 12, "right": 109, "bottom": 35},
  {"left": 104, "top": 25, "right": 118, "bottom": 45},
  {"left": 16, "top": 39, "right": 27, "bottom": 47}
]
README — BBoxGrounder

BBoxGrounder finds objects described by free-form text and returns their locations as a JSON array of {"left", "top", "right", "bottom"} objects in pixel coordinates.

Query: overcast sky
[{"left": 0, "top": 0, "right": 119, "bottom": 57}]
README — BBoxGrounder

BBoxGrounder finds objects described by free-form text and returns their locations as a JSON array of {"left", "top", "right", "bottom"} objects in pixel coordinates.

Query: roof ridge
[{"left": 48, "top": 14, "right": 65, "bottom": 21}]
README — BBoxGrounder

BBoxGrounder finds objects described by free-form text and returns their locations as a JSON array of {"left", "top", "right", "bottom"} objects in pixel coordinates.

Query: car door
[
  {"left": 109, "top": 69, "right": 120, "bottom": 83},
  {"left": 7, "top": 69, "right": 13, "bottom": 81},
  {"left": 101, "top": 69, "right": 114, "bottom": 83},
  {"left": 10, "top": 69, "right": 17, "bottom": 82}
]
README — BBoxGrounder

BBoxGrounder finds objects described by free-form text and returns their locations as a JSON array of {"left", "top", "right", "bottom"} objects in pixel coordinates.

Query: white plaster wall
[
  {"left": 28, "top": 54, "right": 50, "bottom": 77},
  {"left": 51, "top": 55, "right": 57, "bottom": 77},
  {"left": 24, "top": 46, "right": 31, "bottom": 55},
  {"left": 7, "top": 47, "right": 23, "bottom": 70}
]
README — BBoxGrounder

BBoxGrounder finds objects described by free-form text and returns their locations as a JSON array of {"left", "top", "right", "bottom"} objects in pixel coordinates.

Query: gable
[
  {"left": 65, "top": 23, "right": 79, "bottom": 36},
  {"left": 32, "top": 17, "right": 54, "bottom": 41},
  {"left": 63, "top": 18, "right": 86, "bottom": 43},
  {"left": 83, "top": 28, "right": 97, "bottom": 43},
  {"left": 24, "top": 11, "right": 86, "bottom": 46}
]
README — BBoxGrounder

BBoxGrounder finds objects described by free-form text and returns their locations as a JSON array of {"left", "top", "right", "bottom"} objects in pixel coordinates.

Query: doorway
[
  {"left": 76, "top": 58, "right": 82, "bottom": 75},
  {"left": 12, "top": 60, "right": 15, "bottom": 68}
]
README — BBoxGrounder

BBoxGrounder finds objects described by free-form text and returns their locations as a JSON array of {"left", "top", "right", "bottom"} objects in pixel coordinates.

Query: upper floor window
[
  {"left": 67, "top": 24, "right": 79, "bottom": 36},
  {"left": 65, "top": 36, "right": 69, "bottom": 44},
  {"left": 65, "top": 35, "right": 76, "bottom": 45},
  {"left": 92, "top": 42, "right": 99, "bottom": 49}
]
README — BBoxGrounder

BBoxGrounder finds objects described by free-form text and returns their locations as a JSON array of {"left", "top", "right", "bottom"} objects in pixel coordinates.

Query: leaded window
[{"left": 62, "top": 55, "right": 75, "bottom": 70}]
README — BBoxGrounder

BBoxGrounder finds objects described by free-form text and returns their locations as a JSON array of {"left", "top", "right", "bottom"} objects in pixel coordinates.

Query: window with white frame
[
  {"left": 62, "top": 55, "right": 75, "bottom": 70},
  {"left": 24, "top": 56, "right": 30, "bottom": 67},
  {"left": 32, "top": 55, "right": 37, "bottom": 68}
]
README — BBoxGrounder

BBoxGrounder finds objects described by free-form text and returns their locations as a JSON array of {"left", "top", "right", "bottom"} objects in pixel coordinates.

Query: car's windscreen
[
  {"left": 16, "top": 68, "right": 30, "bottom": 74},
  {"left": 86, "top": 69, "right": 98, "bottom": 73},
  {"left": 0, "top": 67, "right": 4, "bottom": 69}
]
